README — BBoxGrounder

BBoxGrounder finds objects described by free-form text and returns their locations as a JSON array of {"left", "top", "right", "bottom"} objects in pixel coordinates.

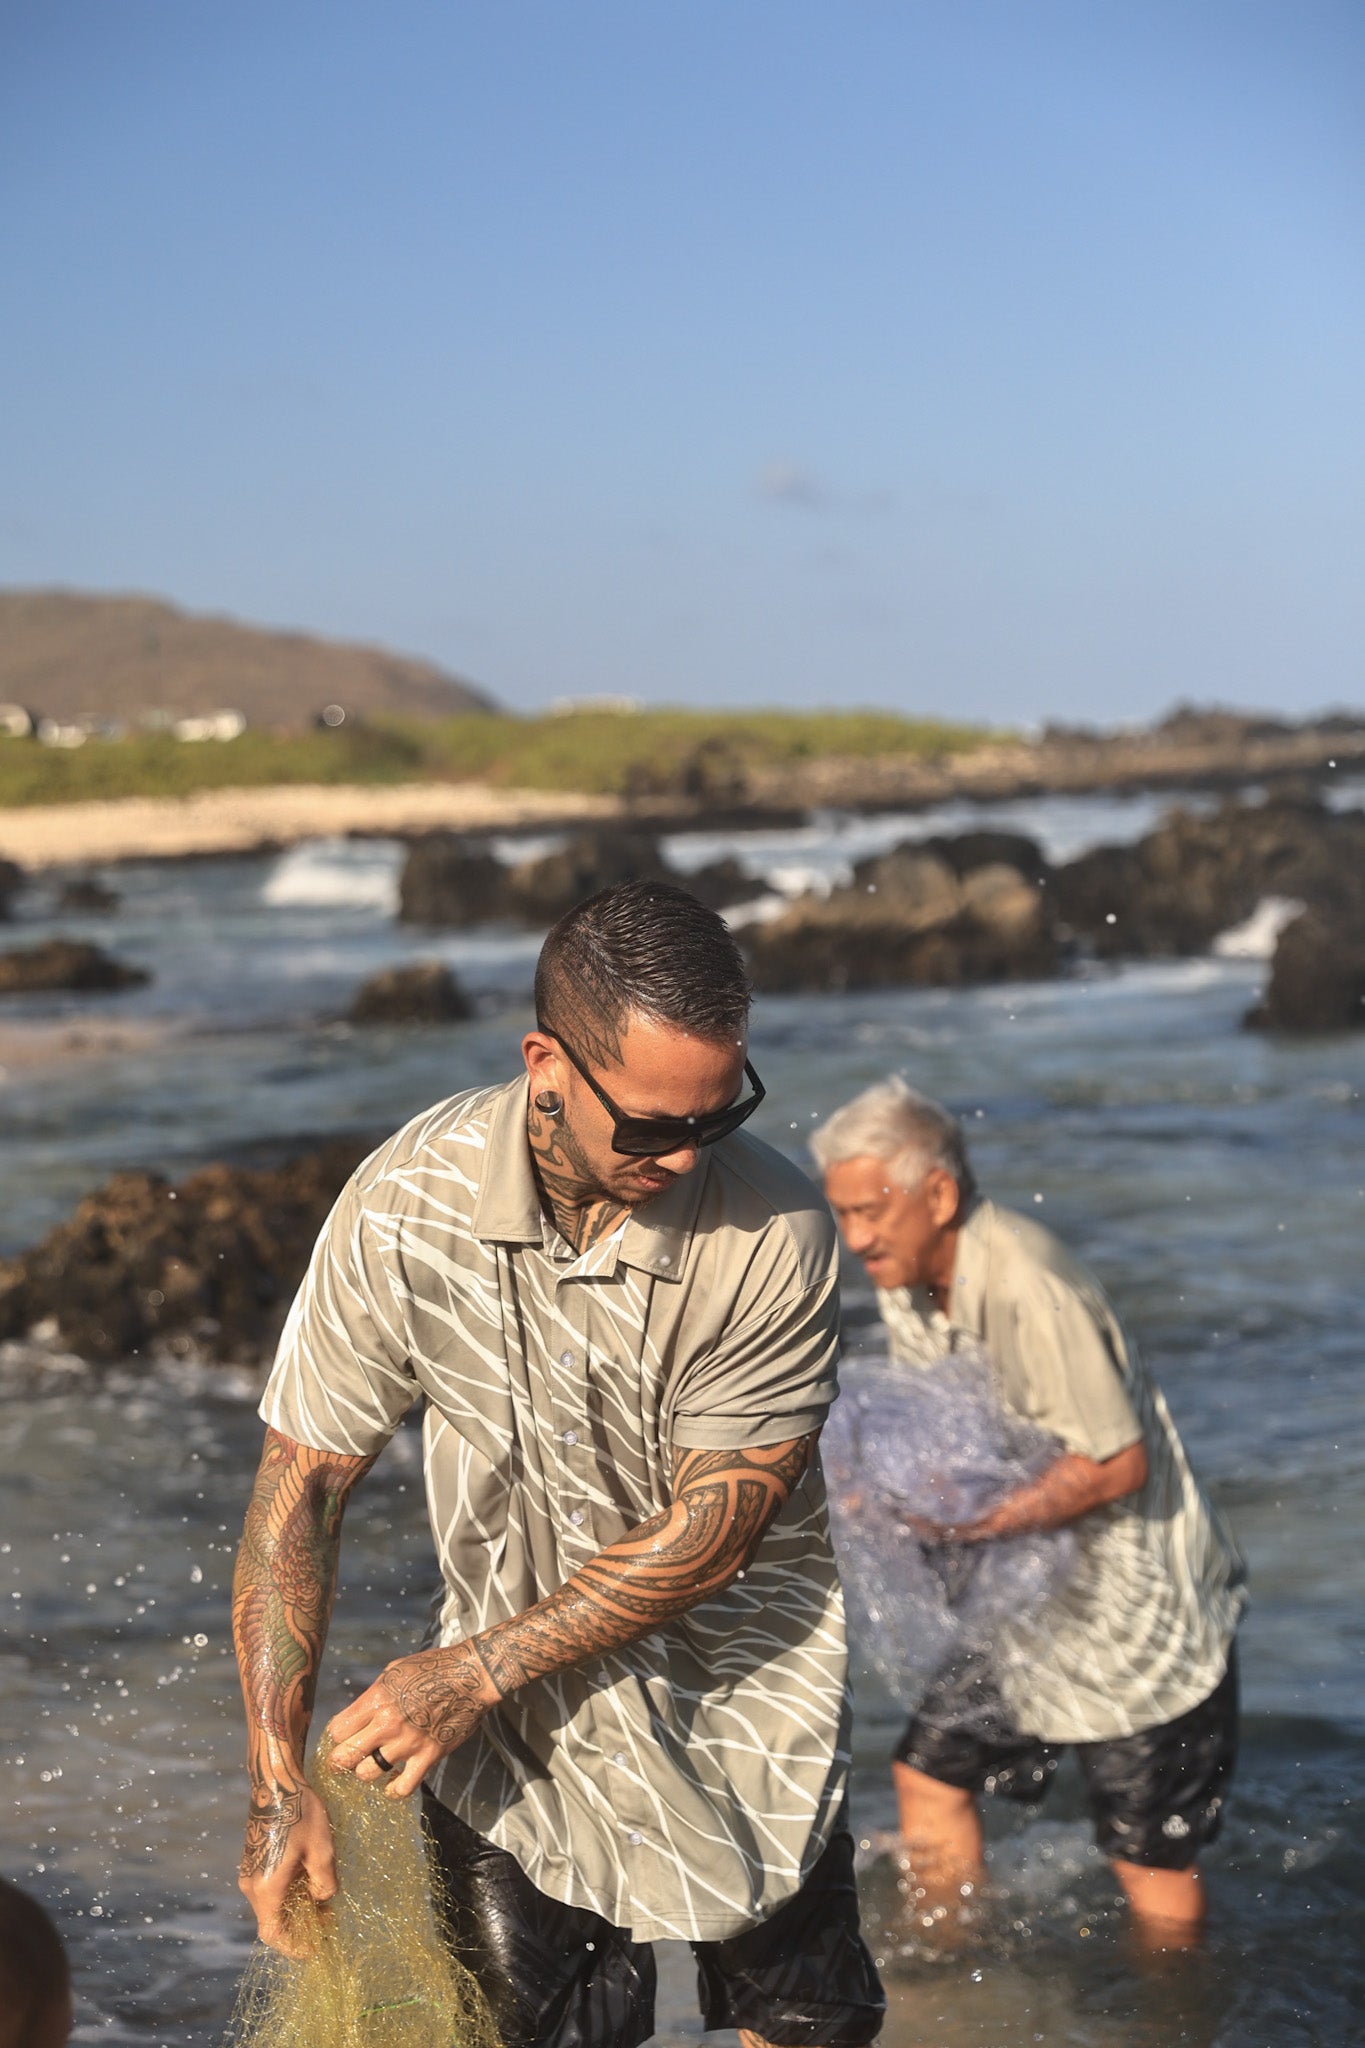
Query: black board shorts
[
  {"left": 893, "top": 1646, "right": 1239, "bottom": 1870},
  {"left": 422, "top": 1792, "right": 885, "bottom": 2048}
]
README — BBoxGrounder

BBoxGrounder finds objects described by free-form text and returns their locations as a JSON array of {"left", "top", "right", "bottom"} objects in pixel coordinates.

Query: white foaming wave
[
  {"left": 488, "top": 831, "right": 567, "bottom": 866},
  {"left": 1074, "top": 958, "right": 1242, "bottom": 998},
  {"left": 1213, "top": 895, "right": 1306, "bottom": 959},
  {"left": 722, "top": 892, "right": 793, "bottom": 929},
  {"left": 261, "top": 837, "right": 403, "bottom": 911},
  {"left": 765, "top": 860, "right": 841, "bottom": 898},
  {"left": 1324, "top": 775, "right": 1365, "bottom": 813}
]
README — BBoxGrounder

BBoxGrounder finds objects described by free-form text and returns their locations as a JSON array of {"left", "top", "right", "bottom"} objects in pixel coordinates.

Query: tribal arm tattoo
[
  {"left": 380, "top": 1436, "right": 815, "bottom": 1733},
  {"left": 233, "top": 1428, "right": 376, "bottom": 1874}
]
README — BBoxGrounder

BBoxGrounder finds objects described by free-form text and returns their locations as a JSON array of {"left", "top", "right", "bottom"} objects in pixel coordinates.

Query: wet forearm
[
  {"left": 952, "top": 1444, "right": 1146, "bottom": 1542},
  {"left": 232, "top": 1430, "right": 374, "bottom": 1863}
]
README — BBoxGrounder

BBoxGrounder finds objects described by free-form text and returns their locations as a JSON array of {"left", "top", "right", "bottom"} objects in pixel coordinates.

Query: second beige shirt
[{"left": 877, "top": 1198, "right": 1246, "bottom": 1744}]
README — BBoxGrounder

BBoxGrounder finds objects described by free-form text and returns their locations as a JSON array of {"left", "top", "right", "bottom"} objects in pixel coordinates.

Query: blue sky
[{"left": 2, "top": 2, "right": 1362, "bottom": 723}]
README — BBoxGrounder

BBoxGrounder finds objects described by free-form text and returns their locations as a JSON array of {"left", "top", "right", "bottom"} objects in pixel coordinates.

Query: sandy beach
[
  {"left": 0, "top": 780, "right": 627, "bottom": 869},
  {"left": 6, "top": 720, "right": 1362, "bottom": 873}
]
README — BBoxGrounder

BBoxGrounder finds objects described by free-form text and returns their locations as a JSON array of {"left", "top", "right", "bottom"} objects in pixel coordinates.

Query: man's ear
[
  {"left": 925, "top": 1168, "right": 962, "bottom": 1228},
  {"left": 523, "top": 1030, "right": 567, "bottom": 1095}
]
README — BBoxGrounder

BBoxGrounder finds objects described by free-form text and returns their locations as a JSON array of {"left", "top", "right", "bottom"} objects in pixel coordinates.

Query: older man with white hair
[{"left": 811, "top": 1077, "right": 1245, "bottom": 1947}]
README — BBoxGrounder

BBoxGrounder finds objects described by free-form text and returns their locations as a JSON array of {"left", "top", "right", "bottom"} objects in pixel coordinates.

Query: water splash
[{"left": 823, "top": 1348, "right": 1076, "bottom": 1705}]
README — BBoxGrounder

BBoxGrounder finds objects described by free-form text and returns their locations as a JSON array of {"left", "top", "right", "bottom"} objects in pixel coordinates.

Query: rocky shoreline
[
  {"left": 1, "top": 708, "right": 1362, "bottom": 870},
  {"left": 5, "top": 746, "right": 1365, "bottom": 1368},
  {"left": 744, "top": 708, "right": 1365, "bottom": 812}
]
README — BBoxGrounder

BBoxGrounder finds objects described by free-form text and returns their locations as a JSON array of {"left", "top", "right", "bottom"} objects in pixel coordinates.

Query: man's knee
[{"left": 893, "top": 1761, "right": 976, "bottom": 1817}]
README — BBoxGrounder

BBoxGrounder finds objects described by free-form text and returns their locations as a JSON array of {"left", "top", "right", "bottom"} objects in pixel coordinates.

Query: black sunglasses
[{"left": 542, "top": 1028, "right": 766, "bottom": 1157}]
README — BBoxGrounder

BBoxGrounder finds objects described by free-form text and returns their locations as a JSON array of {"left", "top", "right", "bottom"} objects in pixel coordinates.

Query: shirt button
[
  {"left": 568, "top": 1509, "right": 584, "bottom": 1526},
  {"left": 614, "top": 1752, "right": 628, "bottom": 1766},
  {"left": 562, "top": 1430, "right": 578, "bottom": 1446},
  {"left": 559, "top": 1350, "right": 575, "bottom": 1368},
  {"left": 627, "top": 1831, "right": 644, "bottom": 1846}
]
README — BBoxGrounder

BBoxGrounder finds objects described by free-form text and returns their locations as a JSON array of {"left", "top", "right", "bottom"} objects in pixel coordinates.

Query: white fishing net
[{"left": 821, "top": 1345, "right": 1076, "bottom": 1708}]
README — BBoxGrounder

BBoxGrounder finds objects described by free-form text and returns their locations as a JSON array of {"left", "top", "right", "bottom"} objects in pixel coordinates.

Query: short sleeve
[
  {"left": 993, "top": 1270, "right": 1142, "bottom": 1463},
  {"left": 259, "top": 1179, "right": 419, "bottom": 1456},
  {"left": 666, "top": 1274, "right": 841, "bottom": 1452}
]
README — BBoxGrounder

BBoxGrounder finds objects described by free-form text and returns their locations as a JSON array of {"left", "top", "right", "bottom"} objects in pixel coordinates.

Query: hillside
[{"left": 0, "top": 589, "right": 496, "bottom": 729}]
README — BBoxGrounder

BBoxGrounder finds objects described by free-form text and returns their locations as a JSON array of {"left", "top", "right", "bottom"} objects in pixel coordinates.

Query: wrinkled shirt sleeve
[
  {"left": 259, "top": 1178, "right": 418, "bottom": 1456},
  {"left": 667, "top": 1270, "right": 841, "bottom": 1451},
  {"left": 996, "top": 1270, "right": 1142, "bottom": 1463}
]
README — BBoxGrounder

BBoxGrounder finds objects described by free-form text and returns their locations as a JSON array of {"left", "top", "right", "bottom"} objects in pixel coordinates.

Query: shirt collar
[
  {"left": 893, "top": 1193, "right": 992, "bottom": 1333},
  {"left": 469, "top": 1073, "right": 706, "bottom": 1280},
  {"left": 942, "top": 1193, "right": 992, "bottom": 1332},
  {"left": 469, "top": 1077, "right": 548, "bottom": 1244}
]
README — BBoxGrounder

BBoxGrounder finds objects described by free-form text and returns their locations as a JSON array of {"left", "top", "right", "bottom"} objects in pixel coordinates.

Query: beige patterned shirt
[
  {"left": 877, "top": 1199, "right": 1246, "bottom": 1744},
  {"left": 261, "top": 1077, "right": 850, "bottom": 1940}
]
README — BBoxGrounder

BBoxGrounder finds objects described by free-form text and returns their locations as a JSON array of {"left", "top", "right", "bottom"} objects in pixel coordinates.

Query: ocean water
[{"left": 3, "top": 792, "right": 1364, "bottom": 2046}]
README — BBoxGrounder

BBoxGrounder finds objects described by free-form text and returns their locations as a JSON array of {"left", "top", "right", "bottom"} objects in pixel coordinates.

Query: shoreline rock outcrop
[
  {"left": 0, "top": 859, "right": 23, "bottom": 920},
  {"left": 1245, "top": 911, "right": 1365, "bottom": 1034},
  {"left": 739, "top": 795, "right": 1365, "bottom": 996},
  {"left": 55, "top": 874, "right": 121, "bottom": 914},
  {"left": 0, "top": 1136, "right": 375, "bottom": 1365},
  {"left": 744, "top": 836, "right": 1058, "bottom": 992},
  {"left": 347, "top": 960, "right": 473, "bottom": 1025},
  {"left": 1052, "top": 795, "right": 1365, "bottom": 959},
  {"left": 397, "top": 826, "right": 762, "bottom": 930},
  {"left": 397, "top": 835, "right": 508, "bottom": 927},
  {"left": 0, "top": 940, "right": 150, "bottom": 994}
]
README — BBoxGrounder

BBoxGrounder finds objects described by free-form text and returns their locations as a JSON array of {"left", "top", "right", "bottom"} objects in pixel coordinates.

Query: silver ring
[{"left": 370, "top": 1746, "right": 395, "bottom": 1771}]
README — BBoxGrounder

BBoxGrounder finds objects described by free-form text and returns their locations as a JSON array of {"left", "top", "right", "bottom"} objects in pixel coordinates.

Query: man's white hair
[{"left": 809, "top": 1075, "right": 977, "bottom": 1199}]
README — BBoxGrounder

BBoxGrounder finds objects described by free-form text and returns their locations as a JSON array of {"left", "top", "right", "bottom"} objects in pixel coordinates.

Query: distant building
[
  {"left": 548, "top": 694, "right": 644, "bottom": 716},
  {"left": 172, "top": 709, "right": 248, "bottom": 742},
  {"left": 36, "top": 713, "right": 129, "bottom": 745},
  {"left": 37, "top": 718, "right": 90, "bottom": 748}
]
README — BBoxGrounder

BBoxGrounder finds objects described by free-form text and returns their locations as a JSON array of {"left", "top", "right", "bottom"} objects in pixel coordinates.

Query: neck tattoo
[{"left": 526, "top": 1098, "right": 629, "bottom": 1253}]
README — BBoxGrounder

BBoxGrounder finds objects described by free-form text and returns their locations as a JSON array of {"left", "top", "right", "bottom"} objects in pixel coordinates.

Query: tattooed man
[{"left": 234, "top": 881, "right": 883, "bottom": 2048}]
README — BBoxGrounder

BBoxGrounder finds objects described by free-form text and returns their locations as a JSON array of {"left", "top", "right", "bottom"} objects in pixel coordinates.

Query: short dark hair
[{"left": 535, "top": 880, "right": 751, "bottom": 1059}]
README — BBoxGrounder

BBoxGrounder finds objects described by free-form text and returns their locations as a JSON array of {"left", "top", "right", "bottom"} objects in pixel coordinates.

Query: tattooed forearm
[
  {"left": 233, "top": 1429, "right": 376, "bottom": 1797},
  {"left": 473, "top": 1435, "right": 814, "bottom": 1698}
]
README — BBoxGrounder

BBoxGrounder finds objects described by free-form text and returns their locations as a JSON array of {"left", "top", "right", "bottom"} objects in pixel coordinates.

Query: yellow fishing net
[{"left": 227, "top": 1739, "right": 502, "bottom": 2048}]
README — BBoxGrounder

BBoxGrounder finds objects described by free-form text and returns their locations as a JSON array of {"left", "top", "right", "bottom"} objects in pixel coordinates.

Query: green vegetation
[{"left": 0, "top": 708, "right": 996, "bottom": 808}]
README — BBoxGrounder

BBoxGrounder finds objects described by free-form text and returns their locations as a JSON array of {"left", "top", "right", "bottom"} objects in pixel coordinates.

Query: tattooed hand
[
  {"left": 325, "top": 1640, "right": 503, "bottom": 1799},
  {"left": 236, "top": 1781, "right": 338, "bottom": 1957}
]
